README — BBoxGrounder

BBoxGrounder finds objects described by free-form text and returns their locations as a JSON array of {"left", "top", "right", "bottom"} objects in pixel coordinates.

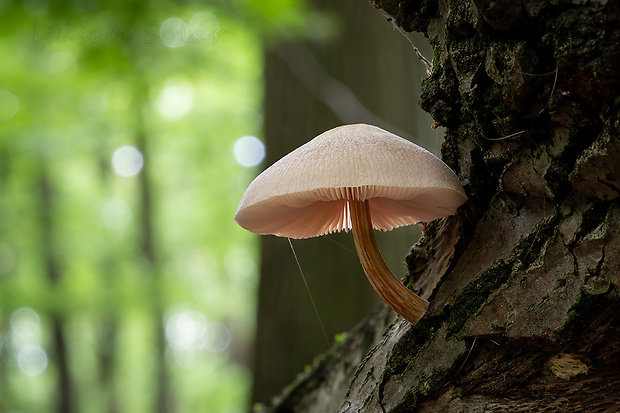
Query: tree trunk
[
  {"left": 252, "top": 0, "right": 434, "bottom": 404},
  {"left": 134, "top": 89, "right": 172, "bottom": 413},
  {"left": 38, "top": 164, "right": 75, "bottom": 413},
  {"left": 258, "top": 0, "right": 620, "bottom": 411}
]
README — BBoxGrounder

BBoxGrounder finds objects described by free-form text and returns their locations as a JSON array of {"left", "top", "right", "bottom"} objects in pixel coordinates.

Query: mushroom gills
[{"left": 349, "top": 198, "right": 429, "bottom": 324}]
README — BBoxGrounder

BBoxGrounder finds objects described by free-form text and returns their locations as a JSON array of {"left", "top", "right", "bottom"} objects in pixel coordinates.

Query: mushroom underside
[{"left": 235, "top": 190, "right": 463, "bottom": 239}]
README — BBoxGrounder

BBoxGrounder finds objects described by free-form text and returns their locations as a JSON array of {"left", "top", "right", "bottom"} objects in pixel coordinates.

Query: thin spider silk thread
[{"left": 287, "top": 237, "right": 332, "bottom": 352}]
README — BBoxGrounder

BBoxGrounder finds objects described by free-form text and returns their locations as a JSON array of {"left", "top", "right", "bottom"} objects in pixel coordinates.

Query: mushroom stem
[{"left": 350, "top": 199, "right": 429, "bottom": 324}]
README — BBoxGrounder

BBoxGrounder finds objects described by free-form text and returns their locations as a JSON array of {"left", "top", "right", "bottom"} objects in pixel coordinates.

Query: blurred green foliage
[{"left": 0, "top": 0, "right": 313, "bottom": 411}]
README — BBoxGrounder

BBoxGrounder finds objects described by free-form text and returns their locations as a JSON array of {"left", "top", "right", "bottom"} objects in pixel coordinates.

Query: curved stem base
[{"left": 350, "top": 199, "right": 428, "bottom": 324}]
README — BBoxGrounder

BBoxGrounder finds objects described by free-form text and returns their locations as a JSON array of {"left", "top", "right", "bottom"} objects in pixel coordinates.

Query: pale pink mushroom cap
[{"left": 234, "top": 124, "right": 467, "bottom": 239}]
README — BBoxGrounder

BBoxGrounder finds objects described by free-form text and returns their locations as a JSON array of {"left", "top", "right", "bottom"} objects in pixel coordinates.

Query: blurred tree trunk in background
[
  {"left": 37, "top": 164, "right": 74, "bottom": 413},
  {"left": 256, "top": 0, "right": 620, "bottom": 411},
  {"left": 252, "top": 0, "right": 434, "bottom": 405},
  {"left": 134, "top": 83, "right": 172, "bottom": 413},
  {"left": 98, "top": 320, "right": 120, "bottom": 413},
  {"left": 97, "top": 152, "right": 120, "bottom": 413}
]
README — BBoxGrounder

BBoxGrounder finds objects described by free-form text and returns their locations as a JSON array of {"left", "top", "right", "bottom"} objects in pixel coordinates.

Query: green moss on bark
[{"left": 446, "top": 260, "right": 512, "bottom": 338}]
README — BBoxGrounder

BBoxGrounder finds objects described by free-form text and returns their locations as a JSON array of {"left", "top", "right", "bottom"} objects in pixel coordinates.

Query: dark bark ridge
[{"left": 338, "top": 0, "right": 620, "bottom": 411}]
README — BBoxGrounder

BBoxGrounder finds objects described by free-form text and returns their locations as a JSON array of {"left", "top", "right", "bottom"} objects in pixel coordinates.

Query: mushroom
[{"left": 234, "top": 124, "right": 467, "bottom": 324}]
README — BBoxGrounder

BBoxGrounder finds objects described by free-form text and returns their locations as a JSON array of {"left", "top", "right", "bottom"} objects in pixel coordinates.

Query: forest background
[{"left": 0, "top": 1, "right": 434, "bottom": 411}]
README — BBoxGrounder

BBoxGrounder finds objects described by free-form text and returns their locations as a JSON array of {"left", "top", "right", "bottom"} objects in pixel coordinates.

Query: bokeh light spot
[
  {"left": 188, "top": 12, "right": 220, "bottom": 42},
  {"left": 204, "top": 322, "right": 231, "bottom": 353},
  {"left": 11, "top": 308, "right": 40, "bottom": 339},
  {"left": 233, "top": 136, "right": 265, "bottom": 167},
  {"left": 47, "top": 52, "right": 78, "bottom": 75},
  {"left": 17, "top": 345, "right": 48, "bottom": 376},
  {"left": 156, "top": 83, "right": 194, "bottom": 120},
  {"left": 160, "top": 18, "right": 187, "bottom": 48},
  {"left": 112, "top": 146, "right": 143, "bottom": 177},
  {"left": 102, "top": 199, "right": 132, "bottom": 230},
  {"left": 165, "top": 310, "right": 208, "bottom": 351}
]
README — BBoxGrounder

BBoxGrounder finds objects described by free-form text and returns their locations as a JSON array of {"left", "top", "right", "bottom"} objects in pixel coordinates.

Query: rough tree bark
[{"left": 257, "top": 0, "right": 620, "bottom": 411}]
